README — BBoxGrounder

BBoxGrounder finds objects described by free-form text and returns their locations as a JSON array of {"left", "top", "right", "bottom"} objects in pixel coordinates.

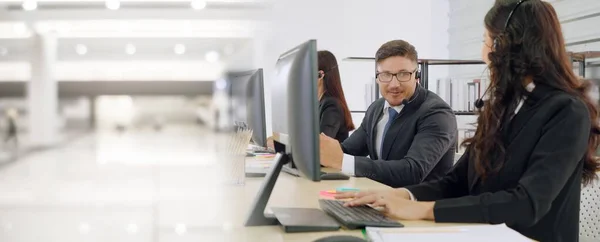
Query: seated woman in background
[
  {"left": 317, "top": 50, "right": 355, "bottom": 142},
  {"left": 267, "top": 50, "right": 354, "bottom": 148}
]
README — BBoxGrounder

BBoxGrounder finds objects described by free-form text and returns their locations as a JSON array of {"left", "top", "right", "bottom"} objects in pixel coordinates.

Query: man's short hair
[{"left": 375, "top": 40, "right": 418, "bottom": 64}]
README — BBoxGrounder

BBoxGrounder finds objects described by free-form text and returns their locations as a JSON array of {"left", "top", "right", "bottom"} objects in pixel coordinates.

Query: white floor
[{"left": 0, "top": 125, "right": 232, "bottom": 242}]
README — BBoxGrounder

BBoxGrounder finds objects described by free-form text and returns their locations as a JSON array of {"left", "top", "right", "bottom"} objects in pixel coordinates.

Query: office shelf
[
  {"left": 454, "top": 111, "right": 477, "bottom": 116},
  {"left": 568, "top": 51, "right": 600, "bottom": 77}
]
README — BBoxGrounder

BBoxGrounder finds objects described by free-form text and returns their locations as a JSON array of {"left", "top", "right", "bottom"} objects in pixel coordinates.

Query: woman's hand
[
  {"left": 335, "top": 189, "right": 435, "bottom": 221},
  {"left": 334, "top": 188, "right": 411, "bottom": 200}
]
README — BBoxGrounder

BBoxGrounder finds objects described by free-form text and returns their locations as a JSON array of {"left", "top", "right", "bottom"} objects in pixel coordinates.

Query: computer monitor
[
  {"left": 270, "top": 41, "right": 321, "bottom": 181},
  {"left": 245, "top": 40, "right": 326, "bottom": 228},
  {"left": 227, "top": 69, "right": 267, "bottom": 147}
]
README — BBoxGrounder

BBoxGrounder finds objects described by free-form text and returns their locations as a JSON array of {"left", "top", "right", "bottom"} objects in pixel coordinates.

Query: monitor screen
[
  {"left": 228, "top": 69, "right": 267, "bottom": 147},
  {"left": 271, "top": 40, "right": 320, "bottom": 181}
]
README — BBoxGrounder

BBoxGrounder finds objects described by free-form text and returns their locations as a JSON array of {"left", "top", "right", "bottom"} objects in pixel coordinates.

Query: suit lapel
[
  {"left": 371, "top": 101, "right": 384, "bottom": 159},
  {"left": 506, "top": 100, "right": 536, "bottom": 143},
  {"left": 506, "top": 85, "right": 555, "bottom": 143}
]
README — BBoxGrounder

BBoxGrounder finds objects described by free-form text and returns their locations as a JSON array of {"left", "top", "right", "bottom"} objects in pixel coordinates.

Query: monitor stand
[
  {"left": 244, "top": 153, "right": 340, "bottom": 232},
  {"left": 245, "top": 152, "right": 289, "bottom": 226}
]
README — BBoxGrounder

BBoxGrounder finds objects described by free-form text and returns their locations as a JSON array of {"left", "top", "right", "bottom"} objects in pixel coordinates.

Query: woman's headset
[
  {"left": 476, "top": 0, "right": 529, "bottom": 109},
  {"left": 318, "top": 65, "right": 338, "bottom": 79}
]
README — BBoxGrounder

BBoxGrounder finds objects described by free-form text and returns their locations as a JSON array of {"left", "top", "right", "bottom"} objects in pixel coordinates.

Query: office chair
[{"left": 580, "top": 173, "right": 600, "bottom": 242}]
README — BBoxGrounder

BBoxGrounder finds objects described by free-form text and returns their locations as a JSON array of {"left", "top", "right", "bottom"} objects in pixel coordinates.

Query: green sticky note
[{"left": 336, "top": 187, "right": 360, "bottom": 192}]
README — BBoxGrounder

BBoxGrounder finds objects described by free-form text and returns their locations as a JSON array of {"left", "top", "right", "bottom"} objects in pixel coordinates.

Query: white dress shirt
[
  {"left": 341, "top": 101, "right": 404, "bottom": 175},
  {"left": 404, "top": 82, "right": 536, "bottom": 201}
]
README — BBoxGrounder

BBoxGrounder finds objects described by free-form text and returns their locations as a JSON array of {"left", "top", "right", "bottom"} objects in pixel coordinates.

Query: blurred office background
[
  {"left": 0, "top": 0, "right": 599, "bottom": 241},
  {"left": 0, "top": 0, "right": 270, "bottom": 160}
]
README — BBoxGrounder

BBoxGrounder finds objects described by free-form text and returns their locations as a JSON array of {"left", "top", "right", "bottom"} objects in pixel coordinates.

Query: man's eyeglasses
[{"left": 376, "top": 69, "right": 418, "bottom": 83}]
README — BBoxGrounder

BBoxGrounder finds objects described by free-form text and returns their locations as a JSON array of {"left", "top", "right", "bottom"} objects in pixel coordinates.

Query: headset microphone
[
  {"left": 401, "top": 85, "right": 421, "bottom": 106},
  {"left": 474, "top": 99, "right": 485, "bottom": 109},
  {"left": 475, "top": 84, "right": 492, "bottom": 109}
]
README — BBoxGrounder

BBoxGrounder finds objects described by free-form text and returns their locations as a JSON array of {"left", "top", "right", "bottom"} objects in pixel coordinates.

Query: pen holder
[{"left": 218, "top": 127, "right": 253, "bottom": 186}]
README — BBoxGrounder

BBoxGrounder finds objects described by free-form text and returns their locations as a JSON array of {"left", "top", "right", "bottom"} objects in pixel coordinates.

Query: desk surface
[{"left": 206, "top": 158, "right": 477, "bottom": 242}]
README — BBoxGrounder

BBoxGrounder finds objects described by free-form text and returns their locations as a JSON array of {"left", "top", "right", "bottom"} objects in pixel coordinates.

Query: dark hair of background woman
[
  {"left": 463, "top": 0, "right": 600, "bottom": 185},
  {"left": 318, "top": 50, "right": 355, "bottom": 131}
]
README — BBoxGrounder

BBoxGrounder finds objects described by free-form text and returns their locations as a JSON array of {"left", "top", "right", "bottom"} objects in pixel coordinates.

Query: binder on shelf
[
  {"left": 467, "top": 80, "right": 480, "bottom": 112},
  {"left": 451, "top": 78, "right": 458, "bottom": 111},
  {"left": 467, "top": 82, "right": 475, "bottom": 112},
  {"left": 436, "top": 78, "right": 452, "bottom": 105},
  {"left": 457, "top": 79, "right": 467, "bottom": 111}
]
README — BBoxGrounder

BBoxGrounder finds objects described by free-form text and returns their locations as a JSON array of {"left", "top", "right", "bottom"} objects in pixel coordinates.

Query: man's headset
[
  {"left": 475, "top": 0, "right": 528, "bottom": 109},
  {"left": 415, "top": 69, "right": 422, "bottom": 80}
]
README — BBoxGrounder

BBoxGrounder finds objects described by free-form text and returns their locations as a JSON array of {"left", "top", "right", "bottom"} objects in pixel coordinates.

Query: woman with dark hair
[
  {"left": 317, "top": 50, "right": 355, "bottom": 142},
  {"left": 266, "top": 50, "right": 355, "bottom": 148},
  {"left": 336, "top": 1, "right": 600, "bottom": 241}
]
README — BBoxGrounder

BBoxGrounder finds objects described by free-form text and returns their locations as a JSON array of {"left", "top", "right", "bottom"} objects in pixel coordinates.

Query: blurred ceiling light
[
  {"left": 0, "top": 47, "right": 8, "bottom": 56},
  {"left": 125, "top": 43, "right": 136, "bottom": 55},
  {"left": 106, "top": 0, "right": 120, "bottom": 10},
  {"left": 190, "top": 0, "right": 207, "bottom": 10},
  {"left": 205, "top": 51, "right": 220, "bottom": 63},
  {"left": 22, "top": 0, "right": 37, "bottom": 11},
  {"left": 13, "top": 23, "right": 27, "bottom": 35},
  {"left": 174, "top": 44, "right": 186, "bottom": 55},
  {"left": 75, "top": 44, "right": 88, "bottom": 55}
]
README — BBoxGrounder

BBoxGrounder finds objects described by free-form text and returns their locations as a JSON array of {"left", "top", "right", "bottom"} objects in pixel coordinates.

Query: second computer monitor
[
  {"left": 228, "top": 69, "right": 267, "bottom": 147},
  {"left": 271, "top": 40, "right": 321, "bottom": 181}
]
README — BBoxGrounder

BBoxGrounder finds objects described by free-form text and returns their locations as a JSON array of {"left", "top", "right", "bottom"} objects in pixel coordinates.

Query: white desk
[{"left": 209, "top": 157, "right": 478, "bottom": 242}]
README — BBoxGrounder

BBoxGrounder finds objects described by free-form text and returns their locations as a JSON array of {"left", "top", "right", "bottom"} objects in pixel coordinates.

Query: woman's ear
[{"left": 318, "top": 70, "right": 325, "bottom": 79}]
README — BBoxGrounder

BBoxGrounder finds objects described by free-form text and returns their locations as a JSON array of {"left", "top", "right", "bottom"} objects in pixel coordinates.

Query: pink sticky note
[{"left": 319, "top": 190, "right": 336, "bottom": 199}]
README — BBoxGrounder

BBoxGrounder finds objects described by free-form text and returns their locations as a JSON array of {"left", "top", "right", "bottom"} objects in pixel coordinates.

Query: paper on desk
[{"left": 366, "top": 224, "right": 530, "bottom": 242}]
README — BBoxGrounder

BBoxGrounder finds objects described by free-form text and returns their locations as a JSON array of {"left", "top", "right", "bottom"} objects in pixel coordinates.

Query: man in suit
[{"left": 319, "top": 40, "right": 457, "bottom": 188}]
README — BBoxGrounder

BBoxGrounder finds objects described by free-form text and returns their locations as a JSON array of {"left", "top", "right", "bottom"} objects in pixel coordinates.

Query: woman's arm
[{"left": 403, "top": 150, "right": 471, "bottom": 201}]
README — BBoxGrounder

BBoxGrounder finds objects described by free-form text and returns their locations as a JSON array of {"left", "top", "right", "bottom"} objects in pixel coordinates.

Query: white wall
[
  {"left": 448, "top": 0, "right": 600, "bottom": 151},
  {"left": 256, "top": 0, "right": 451, "bottom": 135}
]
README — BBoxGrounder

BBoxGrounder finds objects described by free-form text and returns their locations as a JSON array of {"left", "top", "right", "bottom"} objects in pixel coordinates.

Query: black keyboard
[
  {"left": 319, "top": 199, "right": 404, "bottom": 230},
  {"left": 250, "top": 146, "right": 275, "bottom": 154}
]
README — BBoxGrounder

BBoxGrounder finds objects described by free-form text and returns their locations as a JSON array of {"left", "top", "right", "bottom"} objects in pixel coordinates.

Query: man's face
[{"left": 376, "top": 56, "right": 418, "bottom": 106}]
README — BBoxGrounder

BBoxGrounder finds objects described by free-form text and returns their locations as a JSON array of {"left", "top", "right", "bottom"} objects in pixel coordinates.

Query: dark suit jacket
[
  {"left": 319, "top": 96, "right": 350, "bottom": 143},
  {"left": 341, "top": 86, "right": 457, "bottom": 188},
  {"left": 405, "top": 84, "right": 591, "bottom": 242}
]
